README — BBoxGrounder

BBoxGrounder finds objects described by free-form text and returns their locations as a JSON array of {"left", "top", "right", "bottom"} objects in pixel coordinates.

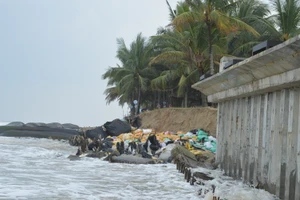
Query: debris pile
[{"left": 68, "top": 118, "right": 217, "bottom": 168}]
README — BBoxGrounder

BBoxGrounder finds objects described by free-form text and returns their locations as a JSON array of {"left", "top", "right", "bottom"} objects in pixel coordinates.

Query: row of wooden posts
[{"left": 174, "top": 159, "right": 220, "bottom": 200}]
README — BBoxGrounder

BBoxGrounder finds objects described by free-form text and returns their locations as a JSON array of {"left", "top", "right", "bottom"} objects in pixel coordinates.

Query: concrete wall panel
[{"left": 217, "top": 88, "right": 300, "bottom": 199}]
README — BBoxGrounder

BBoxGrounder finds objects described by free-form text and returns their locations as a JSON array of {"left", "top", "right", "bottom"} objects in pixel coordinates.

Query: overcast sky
[
  {"left": 0, "top": 0, "right": 179, "bottom": 126},
  {"left": 0, "top": 0, "right": 273, "bottom": 126}
]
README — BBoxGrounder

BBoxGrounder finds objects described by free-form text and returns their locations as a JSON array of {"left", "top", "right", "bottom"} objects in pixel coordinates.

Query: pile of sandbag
[
  {"left": 112, "top": 128, "right": 217, "bottom": 154},
  {"left": 68, "top": 119, "right": 217, "bottom": 168},
  {"left": 179, "top": 129, "right": 217, "bottom": 153},
  {"left": 106, "top": 128, "right": 217, "bottom": 165},
  {"left": 85, "top": 119, "right": 132, "bottom": 139}
]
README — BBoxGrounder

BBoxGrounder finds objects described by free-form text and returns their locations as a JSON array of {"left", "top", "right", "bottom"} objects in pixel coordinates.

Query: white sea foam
[{"left": 0, "top": 137, "right": 278, "bottom": 200}]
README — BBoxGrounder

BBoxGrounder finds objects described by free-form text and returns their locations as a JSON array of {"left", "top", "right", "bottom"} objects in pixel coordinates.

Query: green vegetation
[{"left": 102, "top": 0, "right": 300, "bottom": 115}]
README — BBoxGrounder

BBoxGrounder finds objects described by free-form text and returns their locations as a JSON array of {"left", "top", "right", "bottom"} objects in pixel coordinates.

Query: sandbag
[
  {"left": 5, "top": 121, "right": 24, "bottom": 127},
  {"left": 157, "top": 143, "right": 176, "bottom": 162},
  {"left": 85, "top": 127, "right": 107, "bottom": 139},
  {"left": 104, "top": 119, "right": 131, "bottom": 137},
  {"left": 69, "top": 135, "right": 85, "bottom": 146},
  {"left": 171, "top": 145, "right": 199, "bottom": 168},
  {"left": 109, "top": 154, "right": 155, "bottom": 164},
  {"left": 62, "top": 123, "right": 80, "bottom": 130}
]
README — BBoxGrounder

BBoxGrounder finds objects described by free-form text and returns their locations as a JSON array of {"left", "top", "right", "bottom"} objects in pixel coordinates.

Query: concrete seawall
[
  {"left": 192, "top": 35, "right": 300, "bottom": 199},
  {"left": 217, "top": 88, "right": 300, "bottom": 199}
]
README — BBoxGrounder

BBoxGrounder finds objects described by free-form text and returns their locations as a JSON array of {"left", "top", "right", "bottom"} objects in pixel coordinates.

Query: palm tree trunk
[
  {"left": 201, "top": 92, "right": 208, "bottom": 107},
  {"left": 209, "top": 48, "right": 214, "bottom": 74},
  {"left": 184, "top": 91, "right": 188, "bottom": 108},
  {"left": 152, "top": 91, "right": 156, "bottom": 109},
  {"left": 130, "top": 96, "right": 135, "bottom": 117},
  {"left": 157, "top": 91, "right": 161, "bottom": 108},
  {"left": 137, "top": 84, "right": 141, "bottom": 115},
  {"left": 206, "top": 15, "right": 214, "bottom": 75}
]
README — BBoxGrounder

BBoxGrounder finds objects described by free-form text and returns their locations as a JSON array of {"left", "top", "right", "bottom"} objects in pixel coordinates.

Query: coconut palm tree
[
  {"left": 270, "top": 0, "right": 300, "bottom": 40},
  {"left": 150, "top": 19, "right": 217, "bottom": 107},
  {"left": 172, "top": 0, "right": 259, "bottom": 74},
  {"left": 227, "top": 0, "right": 279, "bottom": 56},
  {"left": 150, "top": 30, "right": 197, "bottom": 107},
  {"left": 150, "top": 1, "right": 230, "bottom": 106},
  {"left": 102, "top": 33, "right": 155, "bottom": 115}
]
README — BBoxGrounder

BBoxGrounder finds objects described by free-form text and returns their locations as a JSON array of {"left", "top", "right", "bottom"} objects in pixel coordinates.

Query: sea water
[{"left": 0, "top": 137, "right": 278, "bottom": 200}]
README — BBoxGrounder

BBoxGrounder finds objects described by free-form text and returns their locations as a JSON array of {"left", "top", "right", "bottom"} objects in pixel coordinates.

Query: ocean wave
[{"left": 0, "top": 137, "right": 278, "bottom": 200}]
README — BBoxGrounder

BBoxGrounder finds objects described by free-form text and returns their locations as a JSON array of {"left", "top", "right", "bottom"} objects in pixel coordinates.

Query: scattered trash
[{"left": 68, "top": 122, "right": 217, "bottom": 167}]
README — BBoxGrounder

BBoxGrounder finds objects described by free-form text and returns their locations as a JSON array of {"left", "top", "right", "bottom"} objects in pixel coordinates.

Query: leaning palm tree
[
  {"left": 270, "top": 0, "right": 300, "bottom": 40},
  {"left": 173, "top": 0, "right": 259, "bottom": 74},
  {"left": 102, "top": 33, "right": 155, "bottom": 115}
]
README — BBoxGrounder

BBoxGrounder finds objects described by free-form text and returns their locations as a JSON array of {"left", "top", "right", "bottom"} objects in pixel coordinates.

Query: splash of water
[{"left": 0, "top": 137, "right": 278, "bottom": 200}]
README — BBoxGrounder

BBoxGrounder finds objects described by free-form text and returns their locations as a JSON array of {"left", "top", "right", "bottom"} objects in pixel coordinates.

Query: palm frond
[
  {"left": 166, "top": 0, "right": 176, "bottom": 21},
  {"left": 177, "top": 75, "right": 187, "bottom": 96},
  {"left": 211, "top": 10, "right": 259, "bottom": 36},
  {"left": 150, "top": 51, "right": 187, "bottom": 66}
]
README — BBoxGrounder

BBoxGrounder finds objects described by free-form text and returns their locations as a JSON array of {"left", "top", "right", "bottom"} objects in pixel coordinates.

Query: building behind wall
[{"left": 192, "top": 35, "right": 300, "bottom": 200}]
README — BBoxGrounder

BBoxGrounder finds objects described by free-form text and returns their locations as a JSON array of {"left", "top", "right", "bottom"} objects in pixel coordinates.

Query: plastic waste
[
  {"left": 208, "top": 136, "right": 216, "bottom": 142},
  {"left": 204, "top": 141, "right": 213, "bottom": 149},
  {"left": 142, "top": 129, "right": 152, "bottom": 134},
  {"left": 185, "top": 132, "right": 195, "bottom": 137},
  {"left": 197, "top": 129, "right": 208, "bottom": 142}
]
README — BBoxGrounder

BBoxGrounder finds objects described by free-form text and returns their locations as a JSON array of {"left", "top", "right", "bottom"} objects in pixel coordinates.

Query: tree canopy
[{"left": 102, "top": 0, "right": 300, "bottom": 115}]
